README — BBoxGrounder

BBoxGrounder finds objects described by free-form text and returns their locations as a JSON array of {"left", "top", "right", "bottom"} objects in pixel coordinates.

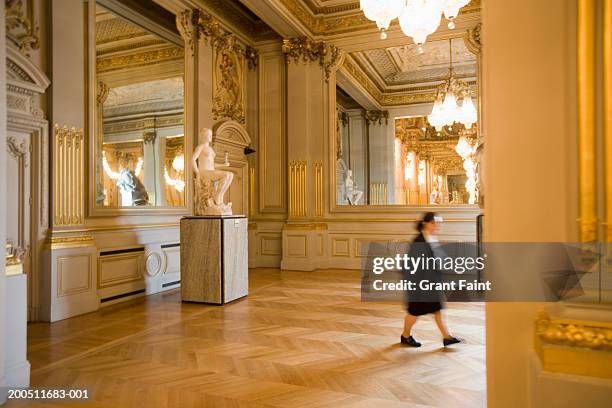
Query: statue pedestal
[{"left": 180, "top": 215, "right": 248, "bottom": 304}]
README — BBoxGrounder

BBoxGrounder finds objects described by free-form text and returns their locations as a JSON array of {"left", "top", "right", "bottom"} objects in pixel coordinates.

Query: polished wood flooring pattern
[{"left": 13, "top": 269, "right": 485, "bottom": 408}]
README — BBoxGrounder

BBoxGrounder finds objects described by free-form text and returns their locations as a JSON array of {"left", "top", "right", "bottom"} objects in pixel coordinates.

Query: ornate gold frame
[{"left": 86, "top": 0, "right": 191, "bottom": 216}]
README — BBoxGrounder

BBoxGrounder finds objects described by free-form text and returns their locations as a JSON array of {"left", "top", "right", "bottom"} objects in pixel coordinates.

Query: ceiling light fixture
[
  {"left": 427, "top": 39, "right": 477, "bottom": 132},
  {"left": 360, "top": 0, "right": 471, "bottom": 49}
]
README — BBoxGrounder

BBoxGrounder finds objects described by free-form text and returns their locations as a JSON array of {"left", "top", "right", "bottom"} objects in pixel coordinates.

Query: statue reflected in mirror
[
  {"left": 344, "top": 169, "right": 363, "bottom": 205},
  {"left": 117, "top": 163, "right": 149, "bottom": 207},
  {"left": 192, "top": 128, "right": 234, "bottom": 215}
]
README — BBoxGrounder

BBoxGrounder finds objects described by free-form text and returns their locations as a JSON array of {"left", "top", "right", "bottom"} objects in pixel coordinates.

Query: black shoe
[
  {"left": 443, "top": 336, "right": 461, "bottom": 347},
  {"left": 400, "top": 335, "right": 421, "bottom": 347}
]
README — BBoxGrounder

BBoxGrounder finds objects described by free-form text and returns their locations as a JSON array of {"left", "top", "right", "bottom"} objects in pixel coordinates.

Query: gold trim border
[{"left": 577, "top": 0, "right": 598, "bottom": 242}]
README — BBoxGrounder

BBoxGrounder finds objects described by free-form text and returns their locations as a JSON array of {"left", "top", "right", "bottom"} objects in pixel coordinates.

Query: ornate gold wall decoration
[
  {"left": 53, "top": 124, "right": 84, "bottom": 227},
  {"left": 176, "top": 9, "right": 199, "bottom": 57},
  {"left": 277, "top": 0, "right": 481, "bottom": 36},
  {"left": 282, "top": 37, "right": 341, "bottom": 82},
  {"left": 5, "top": 0, "right": 39, "bottom": 56},
  {"left": 289, "top": 161, "right": 307, "bottom": 217},
  {"left": 465, "top": 22, "right": 482, "bottom": 54},
  {"left": 143, "top": 131, "right": 156, "bottom": 145},
  {"left": 314, "top": 161, "right": 323, "bottom": 217},
  {"left": 365, "top": 110, "right": 389, "bottom": 125},
  {"left": 536, "top": 312, "right": 612, "bottom": 351},
  {"left": 212, "top": 34, "right": 246, "bottom": 123},
  {"left": 245, "top": 45, "right": 259, "bottom": 70},
  {"left": 179, "top": 9, "right": 258, "bottom": 124}
]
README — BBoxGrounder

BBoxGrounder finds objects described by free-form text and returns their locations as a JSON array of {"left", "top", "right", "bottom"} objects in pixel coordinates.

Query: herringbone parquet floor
[{"left": 11, "top": 268, "right": 486, "bottom": 407}]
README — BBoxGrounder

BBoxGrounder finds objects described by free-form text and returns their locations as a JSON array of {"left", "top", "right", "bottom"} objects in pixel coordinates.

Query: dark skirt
[{"left": 407, "top": 301, "right": 442, "bottom": 316}]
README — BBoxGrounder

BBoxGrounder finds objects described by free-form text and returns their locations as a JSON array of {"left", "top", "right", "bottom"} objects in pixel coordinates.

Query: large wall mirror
[
  {"left": 91, "top": 2, "right": 186, "bottom": 212},
  {"left": 335, "top": 37, "right": 480, "bottom": 207}
]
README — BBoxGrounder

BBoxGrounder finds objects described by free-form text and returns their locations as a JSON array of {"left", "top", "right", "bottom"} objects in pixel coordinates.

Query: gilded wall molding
[
  {"left": 44, "top": 234, "right": 95, "bottom": 250},
  {"left": 536, "top": 312, "right": 612, "bottom": 351},
  {"left": 96, "top": 46, "right": 184, "bottom": 74},
  {"left": 282, "top": 37, "right": 341, "bottom": 82},
  {"left": 577, "top": 0, "right": 598, "bottom": 242}
]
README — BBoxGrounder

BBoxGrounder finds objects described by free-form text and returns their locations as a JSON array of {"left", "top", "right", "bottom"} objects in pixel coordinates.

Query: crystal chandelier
[
  {"left": 454, "top": 131, "right": 478, "bottom": 204},
  {"left": 360, "top": 0, "right": 471, "bottom": 45},
  {"left": 427, "top": 39, "right": 477, "bottom": 132}
]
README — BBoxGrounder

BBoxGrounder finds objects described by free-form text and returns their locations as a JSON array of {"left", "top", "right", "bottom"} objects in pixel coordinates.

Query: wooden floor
[{"left": 11, "top": 269, "right": 486, "bottom": 407}]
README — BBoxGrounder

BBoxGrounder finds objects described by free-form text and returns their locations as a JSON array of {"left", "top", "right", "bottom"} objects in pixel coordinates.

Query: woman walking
[{"left": 401, "top": 212, "right": 461, "bottom": 347}]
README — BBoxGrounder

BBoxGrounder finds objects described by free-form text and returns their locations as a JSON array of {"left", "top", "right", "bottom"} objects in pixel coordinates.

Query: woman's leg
[
  {"left": 433, "top": 311, "right": 451, "bottom": 338},
  {"left": 402, "top": 313, "right": 418, "bottom": 337}
]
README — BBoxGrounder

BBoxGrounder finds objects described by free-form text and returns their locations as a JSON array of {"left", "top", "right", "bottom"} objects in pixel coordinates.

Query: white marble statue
[
  {"left": 116, "top": 168, "right": 149, "bottom": 206},
  {"left": 344, "top": 169, "right": 363, "bottom": 205},
  {"left": 192, "top": 128, "right": 234, "bottom": 215}
]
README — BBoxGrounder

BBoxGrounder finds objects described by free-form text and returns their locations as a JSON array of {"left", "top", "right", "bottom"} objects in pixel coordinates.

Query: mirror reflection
[
  {"left": 94, "top": 4, "right": 185, "bottom": 208},
  {"left": 335, "top": 38, "right": 478, "bottom": 206}
]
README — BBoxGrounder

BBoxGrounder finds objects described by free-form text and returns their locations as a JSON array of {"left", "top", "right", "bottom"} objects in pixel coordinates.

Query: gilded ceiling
[{"left": 352, "top": 38, "right": 476, "bottom": 89}]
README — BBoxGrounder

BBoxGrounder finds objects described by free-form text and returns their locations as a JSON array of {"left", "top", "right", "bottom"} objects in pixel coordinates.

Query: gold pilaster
[
  {"left": 249, "top": 167, "right": 256, "bottom": 216},
  {"left": 314, "top": 161, "right": 323, "bottom": 217},
  {"left": 369, "top": 183, "right": 388, "bottom": 205},
  {"left": 289, "top": 160, "right": 307, "bottom": 217},
  {"left": 53, "top": 124, "right": 84, "bottom": 227}
]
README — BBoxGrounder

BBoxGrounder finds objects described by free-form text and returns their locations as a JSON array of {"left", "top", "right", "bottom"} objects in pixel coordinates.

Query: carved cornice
[
  {"left": 5, "top": 0, "right": 40, "bottom": 56},
  {"left": 282, "top": 37, "right": 342, "bottom": 82},
  {"left": 103, "top": 114, "right": 183, "bottom": 135},
  {"left": 96, "top": 46, "right": 184, "bottom": 73},
  {"left": 365, "top": 110, "right": 389, "bottom": 125},
  {"left": 198, "top": 0, "right": 278, "bottom": 42}
]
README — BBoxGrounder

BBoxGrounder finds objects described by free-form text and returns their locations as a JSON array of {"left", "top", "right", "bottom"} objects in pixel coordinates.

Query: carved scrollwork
[
  {"left": 364, "top": 110, "right": 389, "bottom": 126},
  {"left": 143, "top": 131, "right": 156, "bottom": 145},
  {"left": 6, "top": 136, "right": 28, "bottom": 167},
  {"left": 5, "top": 0, "right": 40, "bottom": 56},
  {"left": 282, "top": 37, "right": 342, "bottom": 82},
  {"left": 465, "top": 22, "right": 482, "bottom": 55}
]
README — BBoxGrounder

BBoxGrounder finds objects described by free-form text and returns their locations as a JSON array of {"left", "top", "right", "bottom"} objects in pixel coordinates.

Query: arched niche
[{"left": 212, "top": 120, "right": 252, "bottom": 216}]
